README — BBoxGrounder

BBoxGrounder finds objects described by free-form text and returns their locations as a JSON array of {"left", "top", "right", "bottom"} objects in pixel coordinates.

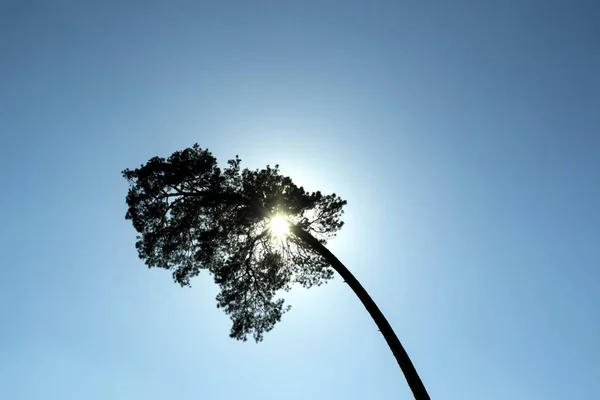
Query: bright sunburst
[{"left": 269, "top": 215, "right": 289, "bottom": 239}]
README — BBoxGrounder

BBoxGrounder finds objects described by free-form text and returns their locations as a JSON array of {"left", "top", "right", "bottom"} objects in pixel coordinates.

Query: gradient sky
[{"left": 1, "top": 1, "right": 599, "bottom": 399}]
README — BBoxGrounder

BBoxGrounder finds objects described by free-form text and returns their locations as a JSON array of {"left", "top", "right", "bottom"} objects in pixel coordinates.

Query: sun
[{"left": 269, "top": 215, "right": 289, "bottom": 239}]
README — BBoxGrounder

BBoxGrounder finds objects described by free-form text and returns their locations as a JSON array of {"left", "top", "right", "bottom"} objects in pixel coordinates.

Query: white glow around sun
[{"left": 269, "top": 215, "right": 289, "bottom": 239}]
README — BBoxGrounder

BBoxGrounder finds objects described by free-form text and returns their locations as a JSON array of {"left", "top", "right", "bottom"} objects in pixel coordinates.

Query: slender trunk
[{"left": 290, "top": 226, "right": 431, "bottom": 400}]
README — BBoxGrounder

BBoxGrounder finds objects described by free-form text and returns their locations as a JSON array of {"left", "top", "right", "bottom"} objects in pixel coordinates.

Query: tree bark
[{"left": 290, "top": 226, "right": 431, "bottom": 400}]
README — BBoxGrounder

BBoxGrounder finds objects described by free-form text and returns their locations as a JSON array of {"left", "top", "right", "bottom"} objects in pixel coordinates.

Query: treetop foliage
[{"left": 122, "top": 144, "right": 347, "bottom": 342}]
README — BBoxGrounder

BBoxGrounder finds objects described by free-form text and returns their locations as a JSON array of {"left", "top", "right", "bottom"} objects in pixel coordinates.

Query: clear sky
[{"left": 1, "top": 1, "right": 599, "bottom": 399}]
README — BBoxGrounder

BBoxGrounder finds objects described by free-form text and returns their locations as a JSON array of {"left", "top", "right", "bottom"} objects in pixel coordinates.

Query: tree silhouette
[{"left": 122, "top": 144, "right": 430, "bottom": 400}]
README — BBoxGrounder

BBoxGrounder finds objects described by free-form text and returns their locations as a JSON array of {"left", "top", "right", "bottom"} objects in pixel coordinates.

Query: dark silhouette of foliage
[
  {"left": 122, "top": 144, "right": 346, "bottom": 342},
  {"left": 123, "top": 144, "right": 431, "bottom": 400}
]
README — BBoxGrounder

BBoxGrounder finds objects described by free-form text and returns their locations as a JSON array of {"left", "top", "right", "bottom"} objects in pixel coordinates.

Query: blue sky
[{"left": 1, "top": 1, "right": 599, "bottom": 399}]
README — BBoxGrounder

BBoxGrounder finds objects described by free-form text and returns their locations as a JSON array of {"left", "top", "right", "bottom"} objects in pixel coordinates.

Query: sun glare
[{"left": 269, "top": 215, "right": 289, "bottom": 239}]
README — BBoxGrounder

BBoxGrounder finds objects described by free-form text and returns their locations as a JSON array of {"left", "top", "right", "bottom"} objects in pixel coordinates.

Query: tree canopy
[{"left": 122, "top": 144, "right": 347, "bottom": 342}]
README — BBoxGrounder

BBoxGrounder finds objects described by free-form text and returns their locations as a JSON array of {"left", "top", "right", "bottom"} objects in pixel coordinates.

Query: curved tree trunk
[
  {"left": 227, "top": 196, "right": 429, "bottom": 398},
  {"left": 290, "top": 226, "right": 431, "bottom": 400}
]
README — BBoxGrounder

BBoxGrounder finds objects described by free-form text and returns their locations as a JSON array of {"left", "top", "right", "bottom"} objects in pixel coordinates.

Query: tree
[{"left": 122, "top": 144, "right": 430, "bottom": 400}]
